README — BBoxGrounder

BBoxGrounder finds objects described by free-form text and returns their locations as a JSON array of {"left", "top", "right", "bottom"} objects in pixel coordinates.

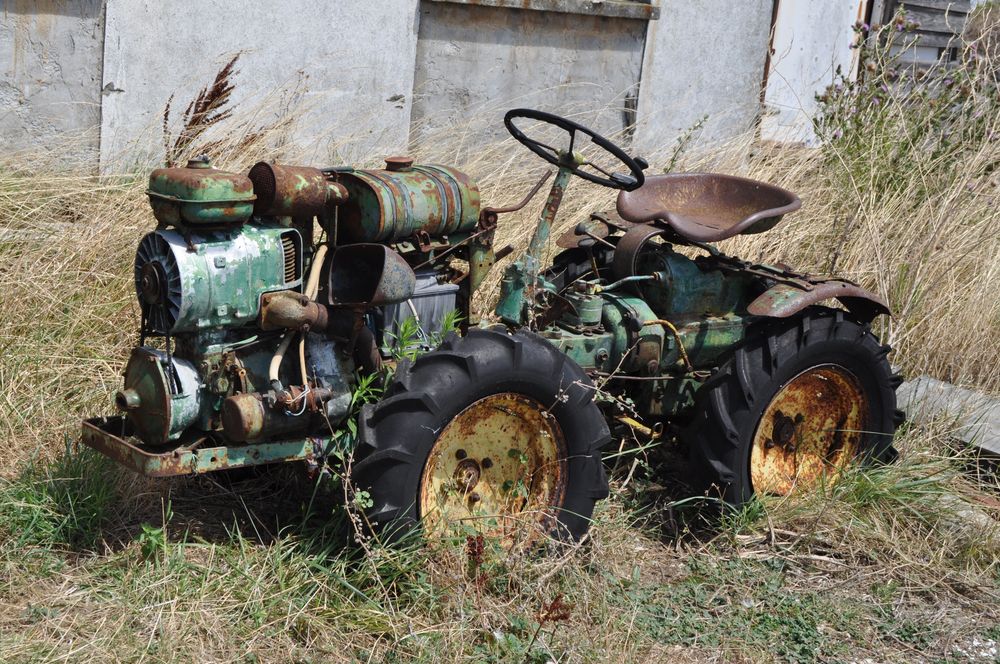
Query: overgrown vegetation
[{"left": 1, "top": 10, "right": 999, "bottom": 661}]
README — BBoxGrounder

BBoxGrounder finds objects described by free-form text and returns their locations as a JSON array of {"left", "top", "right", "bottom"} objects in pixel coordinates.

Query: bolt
[
  {"left": 765, "top": 439, "right": 775, "bottom": 449},
  {"left": 595, "top": 349, "right": 609, "bottom": 363},
  {"left": 482, "top": 457, "right": 493, "bottom": 469},
  {"left": 456, "top": 449, "right": 467, "bottom": 460},
  {"left": 646, "top": 360, "right": 659, "bottom": 375}
]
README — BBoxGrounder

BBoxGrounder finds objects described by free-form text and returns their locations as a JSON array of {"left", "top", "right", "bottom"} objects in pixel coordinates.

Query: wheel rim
[
  {"left": 750, "top": 364, "right": 869, "bottom": 495},
  {"left": 418, "top": 392, "right": 567, "bottom": 542}
]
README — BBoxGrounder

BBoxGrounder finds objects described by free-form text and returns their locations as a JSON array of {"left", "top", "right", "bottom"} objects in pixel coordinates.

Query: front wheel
[
  {"left": 685, "top": 308, "right": 904, "bottom": 505},
  {"left": 351, "top": 328, "right": 611, "bottom": 544}
]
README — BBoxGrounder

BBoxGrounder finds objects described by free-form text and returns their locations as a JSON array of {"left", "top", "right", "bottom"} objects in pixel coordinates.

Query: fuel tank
[{"left": 337, "top": 157, "right": 481, "bottom": 243}]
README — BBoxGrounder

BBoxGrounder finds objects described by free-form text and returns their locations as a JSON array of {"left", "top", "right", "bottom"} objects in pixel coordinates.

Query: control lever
[
  {"left": 479, "top": 170, "right": 554, "bottom": 228},
  {"left": 575, "top": 221, "right": 615, "bottom": 249}
]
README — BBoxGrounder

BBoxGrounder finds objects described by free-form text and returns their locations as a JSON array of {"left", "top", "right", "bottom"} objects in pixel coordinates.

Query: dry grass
[{"left": 1, "top": 18, "right": 1000, "bottom": 662}]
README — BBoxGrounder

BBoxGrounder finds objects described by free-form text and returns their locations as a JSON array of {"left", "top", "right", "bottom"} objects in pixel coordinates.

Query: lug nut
[
  {"left": 481, "top": 457, "right": 493, "bottom": 469},
  {"left": 456, "top": 449, "right": 467, "bottom": 460}
]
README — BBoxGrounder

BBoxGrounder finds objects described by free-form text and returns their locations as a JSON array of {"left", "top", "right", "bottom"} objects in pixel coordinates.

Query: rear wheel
[
  {"left": 352, "top": 328, "right": 611, "bottom": 544},
  {"left": 685, "top": 308, "right": 903, "bottom": 505}
]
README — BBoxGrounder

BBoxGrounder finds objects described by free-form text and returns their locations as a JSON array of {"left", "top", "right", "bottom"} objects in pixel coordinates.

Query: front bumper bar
[{"left": 81, "top": 416, "right": 318, "bottom": 477}]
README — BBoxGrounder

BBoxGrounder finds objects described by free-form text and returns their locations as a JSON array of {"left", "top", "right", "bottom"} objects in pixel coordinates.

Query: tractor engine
[{"left": 115, "top": 155, "right": 483, "bottom": 450}]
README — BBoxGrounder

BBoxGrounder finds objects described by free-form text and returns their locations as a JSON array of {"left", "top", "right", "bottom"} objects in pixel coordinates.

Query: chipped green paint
[
  {"left": 118, "top": 347, "right": 203, "bottom": 443},
  {"left": 496, "top": 165, "right": 575, "bottom": 325},
  {"left": 636, "top": 247, "right": 752, "bottom": 318},
  {"left": 337, "top": 163, "right": 481, "bottom": 243},
  {"left": 673, "top": 314, "right": 746, "bottom": 369},
  {"left": 147, "top": 157, "right": 255, "bottom": 227},
  {"left": 496, "top": 262, "right": 531, "bottom": 324},
  {"left": 746, "top": 280, "right": 890, "bottom": 320},
  {"left": 81, "top": 417, "right": 318, "bottom": 477},
  {"left": 541, "top": 327, "right": 615, "bottom": 370},
  {"left": 139, "top": 223, "right": 299, "bottom": 333}
]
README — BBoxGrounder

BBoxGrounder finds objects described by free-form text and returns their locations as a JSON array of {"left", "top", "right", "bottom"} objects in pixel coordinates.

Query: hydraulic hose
[{"left": 642, "top": 318, "right": 693, "bottom": 372}]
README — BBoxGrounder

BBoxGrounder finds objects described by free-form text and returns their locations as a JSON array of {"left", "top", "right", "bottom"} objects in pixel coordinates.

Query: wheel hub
[
  {"left": 454, "top": 458, "right": 482, "bottom": 492},
  {"left": 418, "top": 392, "right": 567, "bottom": 542},
  {"left": 750, "top": 364, "right": 869, "bottom": 495},
  {"left": 771, "top": 411, "right": 802, "bottom": 449}
]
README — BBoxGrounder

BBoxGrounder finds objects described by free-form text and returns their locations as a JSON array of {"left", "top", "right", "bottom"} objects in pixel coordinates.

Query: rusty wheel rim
[
  {"left": 750, "top": 364, "right": 869, "bottom": 496},
  {"left": 418, "top": 392, "right": 567, "bottom": 543}
]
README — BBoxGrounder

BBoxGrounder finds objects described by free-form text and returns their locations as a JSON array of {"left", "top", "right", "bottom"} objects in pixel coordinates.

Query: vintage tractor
[{"left": 82, "top": 109, "right": 902, "bottom": 543}]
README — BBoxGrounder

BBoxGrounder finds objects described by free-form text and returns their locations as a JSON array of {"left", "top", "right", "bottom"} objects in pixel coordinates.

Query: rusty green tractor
[{"left": 83, "top": 109, "right": 902, "bottom": 543}]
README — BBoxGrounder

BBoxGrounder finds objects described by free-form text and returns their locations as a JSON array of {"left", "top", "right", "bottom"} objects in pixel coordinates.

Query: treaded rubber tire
[
  {"left": 351, "top": 327, "right": 611, "bottom": 543},
  {"left": 684, "top": 307, "right": 904, "bottom": 505}
]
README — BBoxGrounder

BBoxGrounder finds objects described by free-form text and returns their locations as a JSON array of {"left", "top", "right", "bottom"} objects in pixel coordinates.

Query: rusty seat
[{"left": 615, "top": 173, "right": 801, "bottom": 243}]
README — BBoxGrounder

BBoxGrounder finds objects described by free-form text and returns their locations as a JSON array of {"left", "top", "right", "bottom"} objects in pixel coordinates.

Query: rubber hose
[{"left": 270, "top": 244, "right": 329, "bottom": 389}]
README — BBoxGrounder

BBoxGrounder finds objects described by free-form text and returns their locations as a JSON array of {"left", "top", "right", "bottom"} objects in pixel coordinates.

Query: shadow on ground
[{"left": 0, "top": 444, "right": 353, "bottom": 556}]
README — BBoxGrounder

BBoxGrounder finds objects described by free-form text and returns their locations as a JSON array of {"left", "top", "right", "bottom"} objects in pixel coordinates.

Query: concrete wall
[
  {"left": 0, "top": 0, "right": 105, "bottom": 162},
  {"left": 634, "top": 0, "right": 774, "bottom": 155},
  {"left": 411, "top": 1, "right": 646, "bottom": 146},
  {"left": 99, "top": 0, "right": 420, "bottom": 170},
  {"left": 1, "top": 0, "right": 871, "bottom": 169},
  {"left": 760, "top": 1, "right": 865, "bottom": 145}
]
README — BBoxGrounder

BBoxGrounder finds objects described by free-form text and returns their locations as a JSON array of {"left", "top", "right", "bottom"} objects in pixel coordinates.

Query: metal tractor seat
[{"left": 616, "top": 173, "right": 801, "bottom": 243}]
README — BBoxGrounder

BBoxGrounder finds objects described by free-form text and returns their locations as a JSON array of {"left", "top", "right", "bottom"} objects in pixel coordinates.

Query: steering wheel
[{"left": 504, "top": 108, "right": 647, "bottom": 191}]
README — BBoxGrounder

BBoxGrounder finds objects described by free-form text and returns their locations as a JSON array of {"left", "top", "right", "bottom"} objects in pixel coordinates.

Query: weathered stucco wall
[
  {"left": 2, "top": 0, "right": 870, "bottom": 170},
  {"left": 411, "top": 1, "right": 647, "bottom": 146},
  {"left": 633, "top": 0, "right": 773, "bottom": 155},
  {"left": 0, "top": 0, "right": 105, "bottom": 162},
  {"left": 760, "top": 1, "right": 863, "bottom": 145},
  {"left": 99, "top": 0, "right": 420, "bottom": 171}
]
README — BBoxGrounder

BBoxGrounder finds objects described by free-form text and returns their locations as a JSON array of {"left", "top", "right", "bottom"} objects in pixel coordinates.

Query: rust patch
[
  {"left": 323, "top": 243, "right": 416, "bottom": 307},
  {"left": 747, "top": 280, "right": 891, "bottom": 321},
  {"left": 750, "top": 365, "right": 869, "bottom": 496},
  {"left": 81, "top": 416, "right": 315, "bottom": 477},
  {"left": 418, "top": 392, "right": 568, "bottom": 545},
  {"left": 616, "top": 172, "right": 801, "bottom": 243},
  {"left": 248, "top": 162, "right": 348, "bottom": 218}
]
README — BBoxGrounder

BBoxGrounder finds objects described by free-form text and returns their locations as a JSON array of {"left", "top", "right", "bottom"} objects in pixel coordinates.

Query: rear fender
[{"left": 747, "top": 281, "right": 890, "bottom": 322}]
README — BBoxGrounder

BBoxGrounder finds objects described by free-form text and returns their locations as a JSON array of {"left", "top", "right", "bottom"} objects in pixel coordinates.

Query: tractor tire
[
  {"left": 351, "top": 328, "right": 611, "bottom": 544},
  {"left": 684, "top": 308, "right": 903, "bottom": 505}
]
